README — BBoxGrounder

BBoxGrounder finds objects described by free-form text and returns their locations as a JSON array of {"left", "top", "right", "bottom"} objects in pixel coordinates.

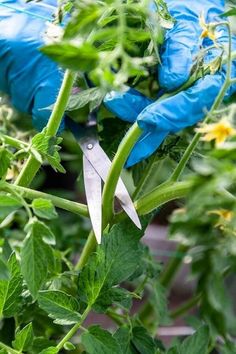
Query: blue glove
[
  {"left": 104, "top": 0, "right": 236, "bottom": 167},
  {"left": 0, "top": 0, "right": 64, "bottom": 131}
]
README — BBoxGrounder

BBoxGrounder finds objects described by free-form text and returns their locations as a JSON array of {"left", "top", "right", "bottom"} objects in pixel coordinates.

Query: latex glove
[
  {"left": 104, "top": 0, "right": 236, "bottom": 167},
  {"left": 0, "top": 0, "right": 64, "bottom": 131}
]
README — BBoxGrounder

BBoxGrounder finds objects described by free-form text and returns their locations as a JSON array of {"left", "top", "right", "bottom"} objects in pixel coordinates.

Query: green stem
[
  {"left": 0, "top": 342, "right": 19, "bottom": 354},
  {"left": 106, "top": 309, "right": 126, "bottom": 326},
  {"left": 15, "top": 70, "right": 75, "bottom": 187},
  {"left": 136, "top": 181, "right": 193, "bottom": 215},
  {"left": 160, "top": 244, "right": 189, "bottom": 287},
  {"left": 75, "top": 230, "right": 96, "bottom": 270},
  {"left": 102, "top": 122, "right": 142, "bottom": 226},
  {"left": 14, "top": 156, "right": 41, "bottom": 187},
  {"left": 0, "top": 134, "right": 28, "bottom": 149},
  {"left": 230, "top": 77, "right": 236, "bottom": 85},
  {"left": 56, "top": 306, "right": 91, "bottom": 351},
  {"left": 0, "top": 182, "right": 88, "bottom": 217},
  {"left": 170, "top": 294, "right": 201, "bottom": 320}
]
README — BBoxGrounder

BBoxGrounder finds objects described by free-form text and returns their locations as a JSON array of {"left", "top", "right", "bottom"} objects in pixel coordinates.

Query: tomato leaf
[
  {"left": 38, "top": 290, "right": 81, "bottom": 325},
  {"left": 81, "top": 326, "right": 122, "bottom": 354},
  {"left": 32, "top": 198, "right": 57, "bottom": 220},
  {"left": 0, "top": 194, "right": 22, "bottom": 219},
  {"left": 0, "top": 253, "right": 23, "bottom": 317},
  {"left": 0, "top": 148, "right": 13, "bottom": 178},
  {"left": 21, "top": 220, "right": 54, "bottom": 298},
  {"left": 12, "top": 323, "right": 34, "bottom": 352}
]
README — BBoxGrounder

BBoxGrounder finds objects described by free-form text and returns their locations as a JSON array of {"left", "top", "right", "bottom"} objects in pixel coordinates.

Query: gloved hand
[
  {"left": 0, "top": 0, "right": 64, "bottom": 131},
  {"left": 104, "top": 0, "right": 236, "bottom": 167}
]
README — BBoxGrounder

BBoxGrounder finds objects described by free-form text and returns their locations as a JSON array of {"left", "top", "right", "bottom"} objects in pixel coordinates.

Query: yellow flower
[
  {"left": 208, "top": 209, "right": 233, "bottom": 229},
  {"left": 199, "top": 12, "right": 217, "bottom": 42},
  {"left": 209, "top": 209, "right": 233, "bottom": 222},
  {"left": 196, "top": 119, "right": 236, "bottom": 146}
]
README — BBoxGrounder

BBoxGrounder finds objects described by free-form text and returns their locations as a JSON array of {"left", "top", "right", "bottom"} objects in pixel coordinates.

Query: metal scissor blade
[
  {"left": 81, "top": 141, "right": 141, "bottom": 230},
  {"left": 83, "top": 155, "right": 102, "bottom": 244}
]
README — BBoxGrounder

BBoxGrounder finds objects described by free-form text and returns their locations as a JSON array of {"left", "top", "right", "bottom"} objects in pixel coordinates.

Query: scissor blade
[
  {"left": 83, "top": 155, "right": 102, "bottom": 244},
  {"left": 81, "top": 141, "right": 141, "bottom": 230}
]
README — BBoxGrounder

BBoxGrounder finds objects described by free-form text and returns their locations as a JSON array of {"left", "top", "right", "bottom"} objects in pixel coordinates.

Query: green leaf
[
  {"left": 0, "top": 148, "right": 13, "bottom": 178},
  {"left": 150, "top": 280, "right": 170, "bottom": 326},
  {"left": 207, "top": 274, "right": 229, "bottom": 313},
  {"left": 31, "top": 337, "right": 57, "bottom": 354},
  {"left": 39, "top": 347, "right": 59, "bottom": 354},
  {"left": 0, "top": 258, "right": 9, "bottom": 280},
  {"left": 0, "top": 349, "right": 8, "bottom": 354},
  {"left": 21, "top": 220, "right": 53, "bottom": 298},
  {"left": 66, "top": 88, "right": 105, "bottom": 112},
  {"left": 78, "top": 220, "right": 144, "bottom": 309},
  {"left": 41, "top": 42, "right": 99, "bottom": 71},
  {"left": 12, "top": 323, "right": 34, "bottom": 352},
  {"left": 31, "top": 131, "right": 65, "bottom": 173},
  {"left": 221, "top": 8, "right": 236, "bottom": 17},
  {"left": 32, "top": 199, "right": 57, "bottom": 220},
  {"left": 94, "top": 287, "right": 132, "bottom": 313},
  {"left": 81, "top": 326, "right": 122, "bottom": 354},
  {"left": 113, "top": 327, "right": 134, "bottom": 354},
  {"left": 179, "top": 326, "right": 210, "bottom": 354},
  {"left": 38, "top": 290, "right": 81, "bottom": 325},
  {"left": 167, "top": 347, "right": 180, "bottom": 354},
  {"left": 131, "top": 326, "right": 156, "bottom": 354},
  {"left": 0, "top": 194, "right": 22, "bottom": 219},
  {"left": 0, "top": 253, "right": 23, "bottom": 317},
  {"left": 30, "top": 220, "right": 56, "bottom": 245}
]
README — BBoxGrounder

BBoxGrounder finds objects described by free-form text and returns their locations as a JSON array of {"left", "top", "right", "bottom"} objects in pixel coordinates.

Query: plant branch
[
  {"left": 0, "top": 182, "right": 88, "bottom": 217},
  {"left": 56, "top": 306, "right": 91, "bottom": 351},
  {"left": 14, "top": 70, "right": 75, "bottom": 187},
  {"left": 0, "top": 134, "right": 29, "bottom": 149},
  {"left": 102, "top": 123, "right": 142, "bottom": 226},
  {"left": 170, "top": 293, "right": 201, "bottom": 320},
  {"left": 135, "top": 181, "right": 193, "bottom": 215}
]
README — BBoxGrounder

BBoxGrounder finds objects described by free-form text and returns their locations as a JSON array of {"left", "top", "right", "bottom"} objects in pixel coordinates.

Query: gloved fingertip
[
  {"left": 104, "top": 88, "right": 153, "bottom": 123},
  {"left": 159, "top": 44, "right": 193, "bottom": 91},
  {"left": 125, "top": 130, "right": 169, "bottom": 167}
]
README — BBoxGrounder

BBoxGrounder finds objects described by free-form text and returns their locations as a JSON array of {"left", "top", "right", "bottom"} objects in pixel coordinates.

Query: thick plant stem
[
  {"left": 56, "top": 306, "right": 91, "bottom": 350},
  {"left": 102, "top": 122, "right": 142, "bottom": 226},
  {"left": 75, "top": 123, "right": 142, "bottom": 271},
  {"left": 0, "top": 182, "right": 88, "bottom": 217},
  {"left": 136, "top": 181, "right": 192, "bottom": 215},
  {"left": 14, "top": 156, "right": 41, "bottom": 188},
  {"left": 171, "top": 294, "right": 201, "bottom": 320},
  {"left": 15, "top": 70, "right": 75, "bottom": 187}
]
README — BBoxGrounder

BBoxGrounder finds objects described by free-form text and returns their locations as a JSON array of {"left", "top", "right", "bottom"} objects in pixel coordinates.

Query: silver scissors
[{"left": 66, "top": 113, "right": 141, "bottom": 244}]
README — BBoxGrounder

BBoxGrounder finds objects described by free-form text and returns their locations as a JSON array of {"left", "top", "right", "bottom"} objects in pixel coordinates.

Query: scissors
[{"left": 66, "top": 113, "right": 141, "bottom": 244}]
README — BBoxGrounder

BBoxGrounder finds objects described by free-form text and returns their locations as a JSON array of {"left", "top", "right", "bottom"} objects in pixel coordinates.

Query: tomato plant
[{"left": 0, "top": 1, "right": 236, "bottom": 353}]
